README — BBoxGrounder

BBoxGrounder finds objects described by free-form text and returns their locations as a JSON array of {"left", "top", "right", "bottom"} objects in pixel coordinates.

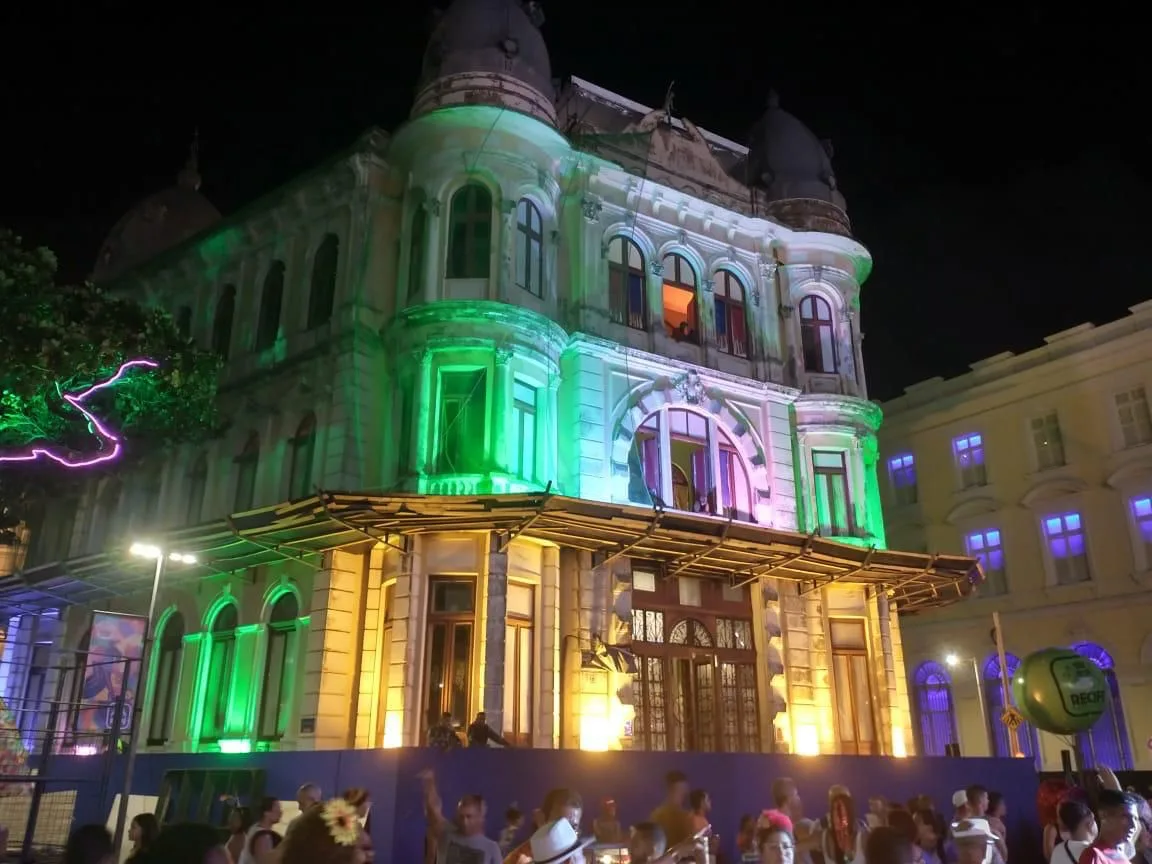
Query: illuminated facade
[
  {"left": 0, "top": 0, "right": 978, "bottom": 757},
  {"left": 881, "top": 301, "right": 1152, "bottom": 769}
]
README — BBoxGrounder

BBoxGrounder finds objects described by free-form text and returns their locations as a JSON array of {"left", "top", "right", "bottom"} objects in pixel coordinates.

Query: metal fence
[{"left": 0, "top": 648, "right": 130, "bottom": 863}]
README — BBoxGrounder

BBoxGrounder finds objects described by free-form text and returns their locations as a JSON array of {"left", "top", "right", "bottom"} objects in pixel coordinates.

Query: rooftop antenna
[{"left": 662, "top": 81, "right": 676, "bottom": 124}]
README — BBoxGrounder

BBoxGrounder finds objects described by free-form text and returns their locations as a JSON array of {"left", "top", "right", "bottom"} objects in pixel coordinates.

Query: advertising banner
[{"left": 75, "top": 612, "right": 147, "bottom": 734}]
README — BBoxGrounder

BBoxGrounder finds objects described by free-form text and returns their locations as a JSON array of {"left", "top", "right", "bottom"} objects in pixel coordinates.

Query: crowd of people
[
  {"left": 48, "top": 760, "right": 1152, "bottom": 864},
  {"left": 57, "top": 783, "right": 374, "bottom": 864}
]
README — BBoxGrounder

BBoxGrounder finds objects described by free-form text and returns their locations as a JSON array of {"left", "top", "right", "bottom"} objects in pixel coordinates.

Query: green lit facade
[{"left": 0, "top": 0, "right": 980, "bottom": 759}]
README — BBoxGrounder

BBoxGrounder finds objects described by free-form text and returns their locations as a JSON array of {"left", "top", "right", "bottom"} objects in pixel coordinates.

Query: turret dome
[{"left": 412, "top": 0, "right": 556, "bottom": 125}]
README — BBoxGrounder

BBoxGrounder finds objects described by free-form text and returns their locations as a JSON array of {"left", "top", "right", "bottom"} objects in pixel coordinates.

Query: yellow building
[{"left": 880, "top": 300, "right": 1152, "bottom": 769}]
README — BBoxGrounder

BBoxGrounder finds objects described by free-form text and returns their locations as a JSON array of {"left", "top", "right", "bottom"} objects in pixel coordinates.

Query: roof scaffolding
[{"left": 0, "top": 492, "right": 980, "bottom": 616}]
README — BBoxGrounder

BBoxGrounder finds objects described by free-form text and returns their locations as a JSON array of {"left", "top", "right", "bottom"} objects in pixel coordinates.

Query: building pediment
[
  {"left": 944, "top": 496, "right": 1003, "bottom": 525},
  {"left": 623, "top": 111, "right": 749, "bottom": 201},
  {"left": 1019, "top": 476, "right": 1090, "bottom": 508}
]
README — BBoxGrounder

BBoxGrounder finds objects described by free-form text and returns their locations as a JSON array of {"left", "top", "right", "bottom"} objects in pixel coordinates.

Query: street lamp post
[
  {"left": 946, "top": 653, "right": 989, "bottom": 755},
  {"left": 112, "top": 542, "right": 197, "bottom": 853}
]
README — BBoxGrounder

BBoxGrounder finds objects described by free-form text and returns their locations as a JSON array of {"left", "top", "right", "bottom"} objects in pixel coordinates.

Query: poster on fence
[{"left": 75, "top": 612, "right": 147, "bottom": 735}]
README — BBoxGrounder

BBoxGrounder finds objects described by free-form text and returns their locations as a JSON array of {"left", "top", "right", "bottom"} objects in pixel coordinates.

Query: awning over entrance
[{"left": 0, "top": 492, "right": 981, "bottom": 616}]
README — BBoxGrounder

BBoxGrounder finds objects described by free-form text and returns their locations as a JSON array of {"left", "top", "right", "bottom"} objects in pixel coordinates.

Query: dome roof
[
  {"left": 746, "top": 92, "right": 845, "bottom": 209},
  {"left": 413, "top": 0, "right": 555, "bottom": 125},
  {"left": 92, "top": 155, "right": 221, "bottom": 283}
]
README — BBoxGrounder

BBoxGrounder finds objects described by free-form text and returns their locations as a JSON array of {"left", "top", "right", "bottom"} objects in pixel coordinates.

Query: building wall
[
  {"left": 2, "top": 92, "right": 916, "bottom": 758},
  {"left": 879, "top": 301, "right": 1152, "bottom": 768}
]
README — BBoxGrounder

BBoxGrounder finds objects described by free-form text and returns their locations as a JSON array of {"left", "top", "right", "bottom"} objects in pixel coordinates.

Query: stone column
[
  {"left": 388, "top": 536, "right": 427, "bottom": 746},
  {"left": 492, "top": 349, "right": 513, "bottom": 474},
  {"left": 806, "top": 591, "right": 834, "bottom": 754},
  {"left": 422, "top": 199, "right": 441, "bottom": 305},
  {"left": 482, "top": 531, "right": 509, "bottom": 733},
  {"left": 544, "top": 378, "right": 560, "bottom": 488},
  {"left": 414, "top": 350, "right": 434, "bottom": 475},
  {"left": 557, "top": 548, "right": 582, "bottom": 749},
  {"left": 299, "top": 549, "right": 364, "bottom": 750},
  {"left": 174, "top": 633, "right": 204, "bottom": 751},
  {"left": 539, "top": 545, "right": 561, "bottom": 747}
]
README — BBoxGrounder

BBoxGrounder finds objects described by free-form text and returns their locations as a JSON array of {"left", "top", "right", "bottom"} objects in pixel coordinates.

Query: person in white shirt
[{"left": 1049, "top": 801, "right": 1097, "bottom": 864}]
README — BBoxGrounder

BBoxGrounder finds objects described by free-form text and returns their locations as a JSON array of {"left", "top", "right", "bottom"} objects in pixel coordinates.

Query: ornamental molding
[{"left": 792, "top": 394, "right": 882, "bottom": 431}]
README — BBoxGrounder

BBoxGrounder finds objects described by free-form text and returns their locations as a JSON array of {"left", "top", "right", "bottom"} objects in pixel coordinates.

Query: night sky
[{"left": 7, "top": 3, "right": 1148, "bottom": 400}]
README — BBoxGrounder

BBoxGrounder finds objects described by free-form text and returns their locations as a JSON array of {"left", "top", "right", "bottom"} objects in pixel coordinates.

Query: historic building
[
  {"left": 0, "top": 0, "right": 976, "bottom": 758},
  {"left": 881, "top": 300, "right": 1152, "bottom": 770}
]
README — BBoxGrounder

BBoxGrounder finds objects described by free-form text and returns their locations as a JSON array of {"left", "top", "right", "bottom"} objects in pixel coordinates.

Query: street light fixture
[
  {"left": 112, "top": 541, "right": 198, "bottom": 852},
  {"left": 945, "top": 652, "right": 990, "bottom": 754}
]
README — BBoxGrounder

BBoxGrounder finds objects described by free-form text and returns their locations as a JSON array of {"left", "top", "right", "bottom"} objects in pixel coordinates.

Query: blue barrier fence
[{"left": 46, "top": 749, "right": 1043, "bottom": 864}]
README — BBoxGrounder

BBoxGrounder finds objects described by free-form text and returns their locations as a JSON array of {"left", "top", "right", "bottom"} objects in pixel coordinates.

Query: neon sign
[{"left": 0, "top": 359, "right": 158, "bottom": 469}]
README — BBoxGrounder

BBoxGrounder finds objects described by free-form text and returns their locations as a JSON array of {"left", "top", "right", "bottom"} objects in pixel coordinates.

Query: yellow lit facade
[{"left": 880, "top": 300, "right": 1152, "bottom": 769}]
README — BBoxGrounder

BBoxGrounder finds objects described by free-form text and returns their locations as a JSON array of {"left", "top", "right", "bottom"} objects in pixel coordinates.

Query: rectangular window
[
  {"left": 258, "top": 626, "right": 297, "bottom": 740},
  {"left": 503, "top": 583, "right": 533, "bottom": 747},
  {"left": 512, "top": 380, "right": 537, "bottom": 481},
  {"left": 829, "top": 618, "right": 876, "bottom": 755},
  {"left": 1116, "top": 387, "right": 1152, "bottom": 448},
  {"left": 812, "top": 451, "right": 851, "bottom": 536},
  {"left": 887, "top": 454, "right": 918, "bottom": 506},
  {"left": 1131, "top": 497, "right": 1152, "bottom": 566},
  {"left": 1043, "top": 511, "right": 1091, "bottom": 585},
  {"left": 966, "top": 529, "right": 1007, "bottom": 596},
  {"left": 953, "top": 433, "right": 987, "bottom": 488},
  {"left": 1031, "top": 412, "right": 1066, "bottom": 470},
  {"left": 423, "top": 578, "right": 475, "bottom": 737},
  {"left": 437, "top": 370, "right": 487, "bottom": 474}
]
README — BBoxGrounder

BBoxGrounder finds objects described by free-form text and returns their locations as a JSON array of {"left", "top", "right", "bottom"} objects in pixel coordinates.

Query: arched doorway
[
  {"left": 630, "top": 573, "right": 759, "bottom": 752},
  {"left": 632, "top": 407, "right": 754, "bottom": 521}
]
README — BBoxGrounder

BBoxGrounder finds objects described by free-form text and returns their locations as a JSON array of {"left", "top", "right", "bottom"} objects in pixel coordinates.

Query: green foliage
[{"left": 0, "top": 229, "right": 223, "bottom": 540}]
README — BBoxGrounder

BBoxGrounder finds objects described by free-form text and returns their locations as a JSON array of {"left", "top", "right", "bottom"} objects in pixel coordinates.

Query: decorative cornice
[
  {"left": 1019, "top": 476, "right": 1091, "bottom": 509},
  {"left": 792, "top": 394, "right": 882, "bottom": 431},
  {"left": 943, "top": 496, "right": 1004, "bottom": 526},
  {"left": 387, "top": 300, "right": 569, "bottom": 357}
]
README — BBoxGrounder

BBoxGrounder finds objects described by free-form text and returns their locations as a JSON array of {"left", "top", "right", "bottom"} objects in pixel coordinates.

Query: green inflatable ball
[{"left": 1012, "top": 648, "right": 1107, "bottom": 735}]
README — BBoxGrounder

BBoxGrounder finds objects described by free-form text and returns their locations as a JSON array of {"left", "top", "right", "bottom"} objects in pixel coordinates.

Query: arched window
[
  {"left": 982, "top": 653, "right": 1040, "bottom": 763},
  {"left": 607, "top": 236, "right": 646, "bottom": 330},
  {"left": 258, "top": 593, "right": 300, "bottom": 741},
  {"left": 175, "top": 306, "right": 192, "bottom": 340},
  {"left": 307, "top": 234, "right": 339, "bottom": 329},
  {"left": 661, "top": 253, "right": 698, "bottom": 343},
  {"left": 211, "top": 285, "right": 236, "bottom": 359},
  {"left": 632, "top": 408, "right": 753, "bottom": 522},
  {"left": 714, "top": 270, "right": 748, "bottom": 358},
  {"left": 288, "top": 414, "right": 317, "bottom": 500},
  {"left": 200, "top": 604, "right": 238, "bottom": 741},
  {"left": 630, "top": 605, "right": 759, "bottom": 753},
  {"left": 407, "top": 190, "right": 427, "bottom": 300},
  {"left": 148, "top": 612, "right": 185, "bottom": 745},
  {"left": 186, "top": 453, "right": 208, "bottom": 524},
  {"left": 233, "top": 433, "right": 260, "bottom": 513},
  {"left": 913, "top": 661, "right": 958, "bottom": 756},
  {"left": 447, "top": 184, "right": 492, "bottom": 279},
  {"left": 515, "top": 198, "right": 544, "bottom": 297},
  {"left": 799, "top": 295, "right": 837, "bottom": 374},
  {"left": 256, "top": 261, "right": 285, "bottom": 351},
  {"left": 1072, "top": 642, "right": 1133, "bottom": 769}
]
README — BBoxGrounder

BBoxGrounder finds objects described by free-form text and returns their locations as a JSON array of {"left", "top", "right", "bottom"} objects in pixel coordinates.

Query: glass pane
[
  {"left": 833, "top": 654, "right": 855, "bottom": 742},
  {"left": 518, "top": 628, "right": 531, "bottom": 737},
  {"left": 852, "top": 655, "right": 875, "bottom": 742},
  {"left": 425, "top": 623, "right": 446, "bottom": 729},
  {"left": 450, "top": 624, "right": 471, "bottom": 722}
]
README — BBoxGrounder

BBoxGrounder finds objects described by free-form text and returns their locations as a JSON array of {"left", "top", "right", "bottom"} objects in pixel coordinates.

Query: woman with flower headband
[
  {"left": 755, "top": 809, "right": 796, "bottom": 864},
  {"left": 279, "top": 796, "right": 370, "bottom": 864}
]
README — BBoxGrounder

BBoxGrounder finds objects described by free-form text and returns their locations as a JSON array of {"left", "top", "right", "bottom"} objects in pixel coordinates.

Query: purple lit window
[
  {"left": 966, "top": 529, "right": 1007, "bottom": 596},
  {"left": 912, "top": 661, "right": 957, "bottom": 756},
  {"left": 1044, "top": 512, "right": 1090, "bottom": 585},
  {"left": 1071, "top": 642, "right": 1132, "bottom": 770},
  {"left": 887, "top": 454, "right": 917, "bottom": 506},
  {"left": 953, "top": 433, "right": 986, "bottom": 488},
  {"left": 1131, "top": 497, "right": 1152, "bottom": 564},
  {"left": 982, "top": 653, "right": 1040, "bottom": 765}
]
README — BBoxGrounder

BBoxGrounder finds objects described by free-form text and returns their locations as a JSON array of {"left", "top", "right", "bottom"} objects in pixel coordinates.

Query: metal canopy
[{"left": 0, "top": 492, "right": 981, "bottom": 616}]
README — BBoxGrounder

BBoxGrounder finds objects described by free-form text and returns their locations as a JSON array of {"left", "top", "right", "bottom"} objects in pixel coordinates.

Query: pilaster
[
  {"left": 538, "top": 545, "right": 561, "bottom": 748},
  {"left": 422, "top": 199, "right": 441, "bottom": 305},
  {"left": 415, "top": 350, "right": 434, "bottom": 475},
  {"left": 354, "top": 546, "right": 386, "bottom": 748},
  {"left": 482, "top": 532, "right": 509, "bottom": 732},
  {"left": 492, "top": 349, "right": 513, "bottom": 474},
  {"left": 385, "top": 537, "right": 426, "bottom": 747},
  {"left": 299, "top": 549, "right": 364, "bottom": 750}
]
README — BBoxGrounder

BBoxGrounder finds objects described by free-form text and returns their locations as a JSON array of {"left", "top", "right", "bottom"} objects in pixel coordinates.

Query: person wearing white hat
[
  {"left": 951, "top": 792, "right": 970, "bottom": 821},
  {"left": 951, "top": 819, "right": 997, "bottom": 864},
  {"left": 529, "top": 818, "right": 595, "bottom": 864}
]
